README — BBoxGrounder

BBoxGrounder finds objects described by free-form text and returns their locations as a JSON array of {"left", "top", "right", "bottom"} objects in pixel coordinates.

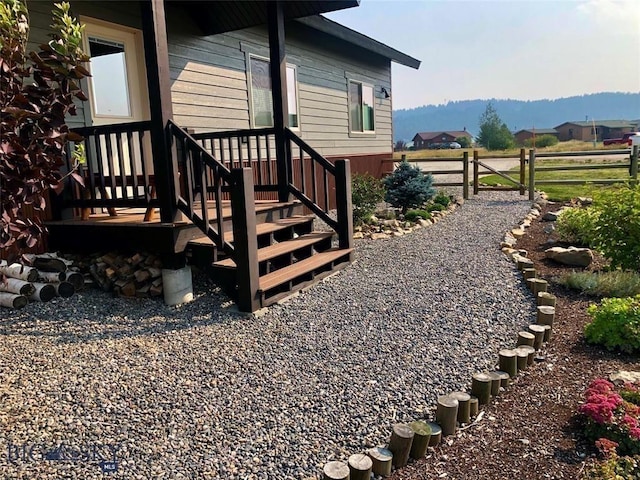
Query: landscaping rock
[
  {"left": 542, "top": 209, "right": 566, "bottom": 221},
  {"left": 370, "top": 232, "right": 389, "bottom": 240},
  {"left": 544, "top": 246, "right": 593, "bottom": 267},
  {"left": 577, "top": 197, "right": 593, "bottom": 205},
  {"left": 543, "top": 224, "right": 555, "bottom": 234},
  {"left": 353, "top": 232, "right": 364, "bottom": 239},
  {"left": 610, "top": 370, "right": 640, "bottom": 385}
]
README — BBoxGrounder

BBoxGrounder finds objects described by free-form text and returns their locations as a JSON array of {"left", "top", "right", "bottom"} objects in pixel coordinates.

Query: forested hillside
[{"left": 394, "top": 92, "right": 640, "bottom": 142}]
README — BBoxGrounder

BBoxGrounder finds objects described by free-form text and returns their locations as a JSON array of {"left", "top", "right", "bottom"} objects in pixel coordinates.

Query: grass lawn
[{"left": 479, "top": 160, "right": 632, "bottom": 201}]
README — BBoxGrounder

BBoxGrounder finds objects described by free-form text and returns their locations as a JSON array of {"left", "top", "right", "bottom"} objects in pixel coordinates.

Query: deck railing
[
  {"left": 192, "top": 127, "right": 279, "bottom": 198},
  {"left": 62, "top": 121, "right": 157, "bottom": 211}
]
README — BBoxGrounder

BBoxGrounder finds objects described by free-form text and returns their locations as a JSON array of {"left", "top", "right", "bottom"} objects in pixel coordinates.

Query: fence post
[
  {"left": 462, "top": 151, "right": 469, "bottom": 200},
  {"left": 631, "top": 145, "right": 639, "bottom": 186},
  {"left": 473, "top": 150, "right": 479, "bottom": 195},
  {"left": 528, "top": 149, "right": 536, "bottom": 201},
  {"left": 519, "top": 148, "right": 526, "bottom": 195},
  {"left": 230, "top": 167, "right": 260, "bottom": 312},
  {"left": 335, "top": 159, "right": 354, "bottom": 251}
]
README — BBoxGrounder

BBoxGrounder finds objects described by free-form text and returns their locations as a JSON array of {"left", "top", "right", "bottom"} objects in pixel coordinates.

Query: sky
[{"left": 325, "top": 0, "right": 640, "bottom": 110}]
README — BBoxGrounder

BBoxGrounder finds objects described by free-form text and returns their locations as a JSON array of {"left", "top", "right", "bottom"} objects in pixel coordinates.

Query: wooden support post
[
  {"left": 230, "top": 168, "right": 260, "bottom": 312},
  {"left": 409, "top": 420, "right": 432, "bottom": 459},
  {"left": 427, "top": 422, "right": 442, "bottom": 446},
  {"left": 519, "top": 148, "right": 526, "bottom": 195},
  {"left": 487, "top": 372, "right": 502, "bottom": 396},
  {"left": 450, "top": 391, "right": 471, "bottom": 424},
  {"left": 473, "top": 150, "right": 479, "bottom": 195},
  {"left": 462, "top": 151, "right": 469, "bottom": 200},
  {"left": 529, "top": 324, "right": 546, "bottom": 350},
  {"left": 537, "top": 305, "right": 555, "bottom": 326},
  {"left": 496, "top": 370, "right": 511, "bottom": 388},
  {"left": 335, "top": 159, "right": 354, "bottom": 250},
  {"left": 517, "top": 331, "right": 535, "bottom": 347},
  {"left": 517, "top": 345, "right": 536, "bottom": 366},
  {"left": 499, "top": 349, "right": 517, "bottom": 378},
  {"left": 140, "top": 0, "right": 179, "bottom": 224},
  {"left": 348, "top": 453, "right": 372, "bottom": 480},
  {"left": 388, "top": 423, "right": 414, "bottom": 468},
  {"left": 543, "top": 324, "right": 552, "bottom": 342},
  {"left": 517, "top": 257, "right": 534, "bottom": 271},
  {"left": 631, "top": 145, "right": 639, "bottom": 186},
  {"left": 537, "top": 291, "right": 556, "bottom": 307},
  {"left": 527, "top": 278, "right": 548, "bottom": 295},
  {"left": 367, "top": 447, "right": 392, "bottom": 477},
  {"left": 471, "top": 372, "right": 492, "bottom": 405},
  {"left": 523, "top": 268, "right": 536, "bottom": 280},
  {"left": 528, "top": 149, "right": 535, "bottom": 201},
  {"left": 267, "top": 0, "right": 291, "bottom": 202},
  {"left": 436, "top": 395, "right": 459, "bottom": 436},
  {"left": 323, "top": 461, "right": 349, "bottom": 480}
]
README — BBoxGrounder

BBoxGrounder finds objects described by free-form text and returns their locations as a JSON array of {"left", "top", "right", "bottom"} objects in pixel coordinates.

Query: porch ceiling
[{"left": 180, "top": 0, "right": 360, "bottom": 35}]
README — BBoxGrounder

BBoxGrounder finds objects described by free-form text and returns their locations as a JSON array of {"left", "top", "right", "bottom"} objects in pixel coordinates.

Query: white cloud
[{"left": 577, "top": 0, "right": 640, "bottom": 33}]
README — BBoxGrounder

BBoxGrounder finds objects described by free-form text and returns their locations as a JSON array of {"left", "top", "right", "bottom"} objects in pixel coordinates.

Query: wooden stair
[{"left": 186, "top": 204, "right": 353, "bottom": 309}]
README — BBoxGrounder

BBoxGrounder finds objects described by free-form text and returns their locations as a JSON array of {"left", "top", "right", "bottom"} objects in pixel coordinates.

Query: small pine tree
[
  {"left": 383, "top": 161, "right": 435, "bottom": 214},
  {"left": 477, "top": 102, "right": 515, "bottom": 151}
]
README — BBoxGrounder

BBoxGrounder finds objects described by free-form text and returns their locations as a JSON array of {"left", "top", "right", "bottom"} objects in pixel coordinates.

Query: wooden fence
[{"left": 397, "top": 146, "right": 639, "bottom": 201}]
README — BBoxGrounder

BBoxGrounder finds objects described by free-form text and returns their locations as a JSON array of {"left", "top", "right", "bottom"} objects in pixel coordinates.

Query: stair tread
[
  {"left": 213, "top": 231, "right": 334, "bottom": 268},
  {"left": 188, "top": 215, "right": 315, "bottom": 246},
  {"left": 259, "top": 248, "right": 353, "bottom": 292}
]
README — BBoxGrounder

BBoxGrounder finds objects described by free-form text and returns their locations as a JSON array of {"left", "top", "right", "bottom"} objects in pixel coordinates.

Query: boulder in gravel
[
  {"left": 511, "top": 228, "right": 525, "bottom": 238},
  {"left": 353, "top": 232, "right": 364, "bottom": 239},
  {"left": 545, "top": 246, "right": 593, "bottom": 267},
  {"left": 610, "top": 370, "right": 640, "bottom": 386},
  {"left": 370, "top": 232, "right": 389, "bottom": 240},
  {"left": 418, "top": 219, "right": 431, "bottom": 227}
]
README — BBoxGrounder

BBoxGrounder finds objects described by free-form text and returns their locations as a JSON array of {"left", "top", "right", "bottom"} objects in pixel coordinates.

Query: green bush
[
  {"left": 585, "top": 295, "right": 640, "bottom": 353},
  {"left": 585, "top": 455, "right": 640, "bottom": 479},
  {"left": 404, "top": 209, "right": 431, "bottom": 222},
  {"left": 424, "top": 203, "right": 443, "bottom": 212},
  {"left": 592, "top": 185, "right": 640, "bottom": 271},
  {"left": 351, "top": 173, "right": 385, "bottom": 225},
  {"left": 382, "top": 161, "right": 435, "bottom": 214},
  {"left": 555, "top": 207, "right": 598, "bottom": 246},
  {"left": 559, "top": 271, "right": 640, "bottom": 298},
  {"left": 523, "top": 134, "right": 559, "bottom": 148},
  {"left": 455, "top": 136, "right": 472, "bottom": 148},
  {"left": 433, "top": 191, "right": 451, "bottom": 207}
]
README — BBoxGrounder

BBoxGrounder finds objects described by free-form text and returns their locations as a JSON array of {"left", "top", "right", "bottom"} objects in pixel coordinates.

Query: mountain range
[{"left": 393, "top": 92, "right": 640, "bottom": 142}]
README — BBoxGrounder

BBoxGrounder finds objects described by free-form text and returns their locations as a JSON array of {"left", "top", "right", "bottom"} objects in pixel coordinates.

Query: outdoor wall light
[{"left": 381, "top": 87, "right": 390, "bottom": 99}]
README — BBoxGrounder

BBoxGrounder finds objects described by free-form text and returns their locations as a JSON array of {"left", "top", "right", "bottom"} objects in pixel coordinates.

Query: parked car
[
  {"left": 449, "top": 142, "right": 462, "bottom": 149},
  {"left": 603, "top": 132, "right": 640, "bottom": 146}
]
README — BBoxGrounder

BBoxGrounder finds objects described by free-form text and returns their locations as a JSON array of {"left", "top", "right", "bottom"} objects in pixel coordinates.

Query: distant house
[
  {"left": 411, "top": 130, "right": 473, "bottom": 149},
  {"left": 514, "top": 128, "right": 559, "bottom": 146},
  {"left": 554, "top": 120, "right": 636, "bottom": 142}
]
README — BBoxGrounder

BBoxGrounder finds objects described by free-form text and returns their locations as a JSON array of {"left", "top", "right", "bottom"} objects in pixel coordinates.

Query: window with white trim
[
  {"left": 249, "top": 56, "right": 299, "bottom": 129},
  {"left": 349, "top": 80, "right": 375, "bottom": 133}
]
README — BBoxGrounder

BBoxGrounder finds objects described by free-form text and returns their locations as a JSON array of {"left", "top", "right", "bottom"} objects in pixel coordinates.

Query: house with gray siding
[{"left": 23, "top": 0, "right": 419, "bottom": 311}]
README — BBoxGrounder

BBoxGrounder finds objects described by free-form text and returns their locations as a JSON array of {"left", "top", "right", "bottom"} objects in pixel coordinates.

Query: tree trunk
[
  {"left": 536, "top": 305, "right": 555, "bottom": 326},
  {"left": 409, "top": 420, "right": 431, "bottom": 459},
  {"left": 436, "top": 395, "right": 459, "bottom": 436},
  {"left": 29, "top": 283, "right": 56, "bottom": 302},
  {"left": 323, "top": 461, "right": 350, "bottom": 480},
  {"left": 0, "top": 262, "right": 38, "bottom": 282},
  {"left": 367, "top": 447, "right": 392, "bottom": 476},
  {"left": 517, "top": 331, "right": 535, "bottom": 347},
  {"left": 498, "top": 349, "right": 517, "bottom": 378},
  {"left": 0, "top": 292, "right": 28, "bottom": 309},
  {"left": 450, "top": 391, "right": 471, "bottom": 424},
  {"left": 388, "top": 423, "right": 414, "bottom": 468},
  {"left": 0, "top": 278, "right": 35, "bottom": 296},
  {"left": 471, "top": 372, "right": 492, "bottom": 405},
  {"left": 537, "top": 291, "right": 556, "bottom": 307},
  {"left": 348, "top": 454, "right": 372, "bottom": 480}
]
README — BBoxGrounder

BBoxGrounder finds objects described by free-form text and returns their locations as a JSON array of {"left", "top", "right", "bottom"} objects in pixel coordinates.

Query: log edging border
[{"left": 317, "top": 193, "right": 556, "bottom": 480}]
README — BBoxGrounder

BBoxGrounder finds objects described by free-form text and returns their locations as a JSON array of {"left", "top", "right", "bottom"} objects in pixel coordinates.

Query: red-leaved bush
[
  {"left": 580, "top": 378, "right": 640, "bottom": 455},
  {"left": 0, "top": 0, "right": 88, "bottom": 262}
]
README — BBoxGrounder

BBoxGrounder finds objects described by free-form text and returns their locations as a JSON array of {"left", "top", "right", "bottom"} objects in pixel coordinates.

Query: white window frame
[
  {"left": 348, "top": 79, "right": 376, "bottom": 137},
  {"left": 247, "top": 54, "right": 300, "bottom": 130}
]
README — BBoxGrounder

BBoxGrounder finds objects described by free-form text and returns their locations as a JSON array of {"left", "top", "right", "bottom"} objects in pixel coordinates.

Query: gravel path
[{"left": 1, "top": 191, "right": 535, "bottom": 479}]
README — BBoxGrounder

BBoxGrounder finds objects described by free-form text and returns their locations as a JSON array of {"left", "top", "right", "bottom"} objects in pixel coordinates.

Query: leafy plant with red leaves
[{"left": 1, "top": 0, "right": 89, "bottom": 262}]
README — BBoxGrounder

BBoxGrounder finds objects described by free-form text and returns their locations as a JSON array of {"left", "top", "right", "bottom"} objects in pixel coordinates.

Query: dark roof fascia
[
  {"left": 555, "top": 120, "right": 634, "bottom": 129},
  {"left": 515, "top": 128, "right": 558, "bottom": 135},
  {"left": 295, "top": 15, "right": 420, "bottom": 69}
]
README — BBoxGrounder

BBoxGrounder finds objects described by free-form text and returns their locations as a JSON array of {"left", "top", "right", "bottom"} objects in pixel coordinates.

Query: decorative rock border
[
  {"left": 313, "top": 193, "right": 557, "bottom": 479},
  {"left": 353, "top": 197, "right": 464, "bottom": 240}
]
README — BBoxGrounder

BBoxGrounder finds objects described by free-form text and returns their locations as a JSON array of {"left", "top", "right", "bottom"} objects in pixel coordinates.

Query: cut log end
[
  {"left": 348, "top": 453, "right": 372, "bottom": 480},
  {"left": 367, "top": 447, "right": 393, "bottom": 476},
  {"left": 0, "top": 292, "right": 28, "bottom": 309},
  {"left": 409, "top": 420, "right": 432, "bottom": 459},
  {"left": 323, "top": 460, "right": 350, "bottom": 480},
  {"left": 436, "top": 394, "right": 459, "bottom": 436},
  {"left": 389, "top": 423, "right": 415, "bottom": 467}
]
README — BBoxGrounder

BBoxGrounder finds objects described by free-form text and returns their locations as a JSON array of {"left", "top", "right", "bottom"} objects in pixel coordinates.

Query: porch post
[
  {"left": 267, "top": 0, "right": 291, "bottom": 202},
  {"left": 140, "top": 0, "right": 179, "bottom": 223}
]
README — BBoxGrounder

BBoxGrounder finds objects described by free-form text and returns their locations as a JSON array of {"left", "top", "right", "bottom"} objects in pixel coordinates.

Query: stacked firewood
[
  {"left": 86, "top": 252, "right": 163, "bottom": 298},
  {"left": 0, "top": 253, "right": 84, "bottom": 309}
]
